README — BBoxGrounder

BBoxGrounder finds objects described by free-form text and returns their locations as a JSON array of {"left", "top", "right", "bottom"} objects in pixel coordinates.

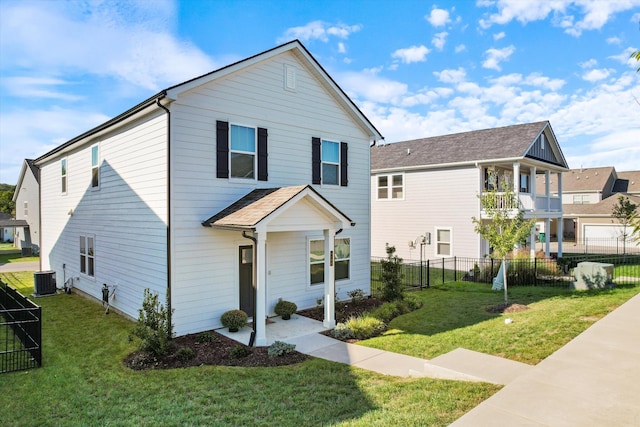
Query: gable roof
[
  {"left": 35, "top": 40, "right": 382, "bottom": 165},
  {"left": 613, "top": 171, "right": 640, "bottom": 194},
  {"left": 564, "top": 194, "right": 640, "bottom": 217},
  {"left": 12, "top": 159, "right": 40, "bottom": 202},
  {"left": 371, "top": 121, "right": 568, "bottom": 172},
  {"left": 202, "top": 185, "right": 352, "bottom": 231},
  {"left": 556, "top": 166, "right": 616, "bottom": 194}
]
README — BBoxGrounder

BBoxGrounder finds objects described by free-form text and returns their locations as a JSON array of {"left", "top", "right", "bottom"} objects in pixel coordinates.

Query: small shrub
[
  {"left": 331, "top": 322, "right": 354, "bottom": 340},
  {"left": 344, "top": 316, "right": 386, "bottom": 340},
  {"left": 230, "top": 345, "right": 252, "bottom": 359},
  {"left": 221, "top": 309, "right": 248, "bottom": 332},
  {"left": 380, "top": 244, "right": 404, "bottom": 302},
  {"left": 347, "top": 288, "right": 366, "bottom": 304},
  {"left": 132, "top": 288, "right": 175, "bottom": 357},
  {"left": 175, "top": 346, "right": 195, "bottom": 362},
  {"left": 367, "top": 302, "right": 401, "bottom": 323},
  {"left": 196, "top": 332, "right": 214, "bottom": 343},
  {"left": 274, "top": 300, "right": 297, "bottom": 320},
  {"left": 404, "top": 295, "right": 424, "bottom": 311},
  {"left": 267, "top": 341, "right": 296, "bottom": 357}
]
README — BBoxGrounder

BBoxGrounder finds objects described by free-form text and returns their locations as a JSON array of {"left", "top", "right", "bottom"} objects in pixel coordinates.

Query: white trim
[{"left": 434, "top": 226, "right": 453, "bottom": 257}]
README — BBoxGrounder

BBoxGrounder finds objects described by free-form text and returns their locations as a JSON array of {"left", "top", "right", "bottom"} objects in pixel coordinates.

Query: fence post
[
  {"left": 534, "top": 258, "right": 537, "bottom": 286},
  {"left": 426, "top": 259, "right": 430, "bottom": 288},
  {"left": 454, "top": 257, "right": 457, "bottom": 282},
  {"left": 442, "top": 258, "right": 445, "bottom": 285}
]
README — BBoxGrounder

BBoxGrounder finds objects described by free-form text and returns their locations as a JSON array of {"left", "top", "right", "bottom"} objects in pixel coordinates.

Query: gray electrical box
[{"left": 572, "top": 262, "right": 614, "bottom": 290}]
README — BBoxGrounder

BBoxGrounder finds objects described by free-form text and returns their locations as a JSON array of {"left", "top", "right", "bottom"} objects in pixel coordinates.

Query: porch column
[
  {"left": 557, "top": 172, "right": 563, "bottom": 257},
  {"left": 323, "top": 228, "right": 336, "bottom": 328},
  {"left": 545, "top": 170, "right": 551, "bottom": 211},
  {"left": 255, "top": 230, "right": 268, "bottom": 346},
  {"left": 545, "top": 218, "right": 551, "bottom": 257},
  {"left": 531, "top": 166, "right": 537, "bottom": 209},
  {"left": 530, "top": 225, "right": 536, "bottom": 259},
  {"left": 513, "top": 162, "right": 520, "bottom": 201}
]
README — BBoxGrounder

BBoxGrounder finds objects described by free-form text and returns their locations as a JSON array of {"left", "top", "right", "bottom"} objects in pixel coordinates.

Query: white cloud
[
  {"left": 337, "top": 71, "right": 408, "bottom": 104},
  {"left": 279, "top": 21, "right": 361, "bottom": 43},
  {"left": 579, "top": 59, "right": 598, "bottom": 68},
  {"left": 493, "top": 31, "right": 506, "bottom": 40},
  {"left": 455, "top": 44, "right": 467, "bottom": 53},
  {"left": 0, "top": 1, "right": 216, "bottom": 91},
  {"left": 0, "top": 77, "right": 83, "bottom": 100},
  {"left": 432, "top": 32, "right": 448, "bottom": 50},
  {"left": 482, "top": 45, "right": 515, "bottom": 71},
  {"left": 338, "top": 42, "right": 346, "bottom": 53},
  {"left": 479, "top": 0, "right": 640, "bottom": 37},
  {"left": 434, "top": 68, "right": 467, "bottom": 84},
  {"left": 582, "top": 68, "right": 613, "bottom": 82},
  {"left": 606, "top": 36, "right": 622, "bottom": 45},
  {"left": 426, "top": 8, "right": 451, "bottom": 27},
  {"left": 392, "top": 45, "right": 431, "bottom": 64}
]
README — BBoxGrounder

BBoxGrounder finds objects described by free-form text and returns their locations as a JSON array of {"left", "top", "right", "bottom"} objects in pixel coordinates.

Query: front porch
[{"left": 217, "top": 313, "right": 329, "bottom": 346}]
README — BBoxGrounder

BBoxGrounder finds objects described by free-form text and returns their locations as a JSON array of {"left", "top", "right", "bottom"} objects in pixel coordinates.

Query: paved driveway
[{"left": 0, "top": 261, "right": 40, "bottom": 273}]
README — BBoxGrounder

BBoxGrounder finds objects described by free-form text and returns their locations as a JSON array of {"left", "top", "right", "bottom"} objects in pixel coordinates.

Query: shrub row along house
[
  {"left": 31, "top": 40, "right": 382, "bottom": 344},
  {"left": 370, "top": 121, "right": 569, "bottom": 261}
]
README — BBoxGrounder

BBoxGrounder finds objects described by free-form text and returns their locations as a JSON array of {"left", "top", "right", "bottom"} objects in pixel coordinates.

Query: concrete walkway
[
  {"left": 0, "top": 260, "right": 40, "bottom": 273},
  {"left": 451, "top": 292, "right": 640, "bottom": 426}
]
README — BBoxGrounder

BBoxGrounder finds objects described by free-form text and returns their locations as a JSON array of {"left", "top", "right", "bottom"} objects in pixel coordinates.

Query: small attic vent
[{"left": 284, "top": 64, "right": 296, "bottom": 91}]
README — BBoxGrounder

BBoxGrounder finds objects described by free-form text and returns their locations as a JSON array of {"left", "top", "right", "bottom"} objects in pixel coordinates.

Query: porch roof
[
  {"left": 201, "top": 185, "right": 353, "bottom": 231},
  {"left": 0, "top": 219, "right": 29, "bottom": 228}
]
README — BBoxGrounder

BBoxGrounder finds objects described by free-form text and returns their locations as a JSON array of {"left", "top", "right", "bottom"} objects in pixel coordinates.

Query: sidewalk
[{"left": 451, "top": 292, "right": 640, "bottom": 426}]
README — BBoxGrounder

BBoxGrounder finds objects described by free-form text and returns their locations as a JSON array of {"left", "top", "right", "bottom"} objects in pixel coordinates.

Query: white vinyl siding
[{"left": 170, "top": 50, "right": 371, "bottom": 335}]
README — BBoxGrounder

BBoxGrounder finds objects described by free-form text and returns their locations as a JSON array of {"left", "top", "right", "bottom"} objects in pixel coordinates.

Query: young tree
[
  {"left": 472, "top": 173, "right": 535, "bottom": 305},
  {"left": 611, "top": 195, "right": 639, "bottom": 256},
  {"left": 380, "top": 244, "right": 404, "bottom": 302}
]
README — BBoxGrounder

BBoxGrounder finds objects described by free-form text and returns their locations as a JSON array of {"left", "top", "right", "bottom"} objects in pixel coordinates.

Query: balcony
[{"left": 480, "top": 192, "right": 561, "bottom": 218}]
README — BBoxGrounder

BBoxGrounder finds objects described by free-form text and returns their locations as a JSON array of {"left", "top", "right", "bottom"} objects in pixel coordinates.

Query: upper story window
[
  {"left": 435, "top": 227, "right": 452, "bottom": 257},
  {"left": 573, "top": 195, "right": 590, "bottom": 204},
  {"left": 91, "top": 145, "right": 100, "bottom": 189},
  {"left": 309, "top": 237, "right": 351, "bottom": 285},
  {"left": 230, "top": 124, "right": 256, "bottom": 179},
  {"left": 312, "top": 137, "right": 348, "bottom": 186},
  {"left": 24, "top": 201, "right": 28, "bottom": 216},
  {"left": 80, "top": 235, "right": 95, "bottom": 277},
  {"left": 61, "top": 158, "right": 67, "bottom": 194},
  {"left": 216, "top": 121, "right": 268, "bottom": 181},
  {"left": 377, "top": 174, "right": 404, "bottom": 199},
  {"left": 520, "top": 174, "right": 530, "bottom": 193}
]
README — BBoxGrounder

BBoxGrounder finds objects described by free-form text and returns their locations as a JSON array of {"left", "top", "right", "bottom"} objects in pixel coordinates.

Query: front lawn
[
  {"left": 363, "top": 282, "right": 640, "bottom": 364},
  {"left": 0, "top": 242, "right": 39, "bottom": 264},
  {"left": 0, "top": 272, "right": 497, "bottom": 427}
]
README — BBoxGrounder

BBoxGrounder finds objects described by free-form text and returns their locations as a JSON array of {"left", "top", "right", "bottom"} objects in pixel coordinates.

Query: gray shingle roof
[
  {"left": 564, "top": 194, "right": 640, "bottom": 216},
  {"left": 614, "top": 171, "right": 640, "bottom": 195},
  {"left": 371, "top": 121, "right": 551, "bottom": 170}
]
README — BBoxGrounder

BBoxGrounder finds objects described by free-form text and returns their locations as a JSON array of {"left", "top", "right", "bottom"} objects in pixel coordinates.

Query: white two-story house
[
  {"left": 371, "top": 121, "right": 568, "bottom": 261},
  {"left": 35, "top": 40, "right": 382, "bottom": 344}
]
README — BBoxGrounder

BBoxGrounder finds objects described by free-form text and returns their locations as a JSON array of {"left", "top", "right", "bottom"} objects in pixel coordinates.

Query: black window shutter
[
  {"left": 216, "top": 121, "right": 229, "bottom": 178},
  {"left": 340, "top": 142, "right": 348, "bottom": 186},
  {"left": 312, "top": 137, "right": 321, "bottom": 185},
  {"left": 257, "top": 127, "right": 268, "bottom": 181}
]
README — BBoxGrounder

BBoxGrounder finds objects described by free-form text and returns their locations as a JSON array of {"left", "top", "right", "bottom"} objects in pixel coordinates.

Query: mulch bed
[{"left": 124, "top": 297, "right": 384, "bottom": 370}]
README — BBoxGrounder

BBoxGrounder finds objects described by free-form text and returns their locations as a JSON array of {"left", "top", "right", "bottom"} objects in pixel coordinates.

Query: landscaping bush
[
  {"left": 196, "top": 332, "right": 214, "bottom": 343},
  {"left": 267, "top": 341, "right": 296, "bottom": 357},
  {"left": 380, "top": 244, "right": 404, "bottom": 301},
  {"left": 344, "top": 316, "right": 386, "bottom": 340},
  {"left": 221, "top": 309, "right": 248, "bottom": 332},
  {"left": 230, "top": 345, "right": 252, "bottom": 359},
  {"left": 331, "top": 322, "right": 354, "bottom": 340},
  {"left": 347, "top": 288, "right": 366, "bottom": 304},
  {"left": 132, "top": 288, "right": 174, "bottom": 357},
  {"left": 175, "top": 346, "right": 195, "bottom": 362},
  {"left": 274, "top": 300, "right": 297, "bottom": 320},
  {"left": 366, "top": 302, "right": 401, "bottom": 323}
]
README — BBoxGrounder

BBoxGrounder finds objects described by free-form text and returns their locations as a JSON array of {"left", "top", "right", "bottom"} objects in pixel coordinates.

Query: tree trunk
[{"left": 502, "top": 258, "right": 509, "bottom": 305}]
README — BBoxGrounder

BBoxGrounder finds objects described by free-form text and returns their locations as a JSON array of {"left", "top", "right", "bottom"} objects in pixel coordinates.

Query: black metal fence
[
  {"left": 1, "top": 280, "right": 42, "bottom": 373},
  {"left": 371, "top": 254, "right": 640, "bottom": 297}
]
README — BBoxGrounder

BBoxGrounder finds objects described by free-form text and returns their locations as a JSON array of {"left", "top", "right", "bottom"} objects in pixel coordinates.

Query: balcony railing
[{"left": 481, "top": 192, "right": 561, "bottom": 216}]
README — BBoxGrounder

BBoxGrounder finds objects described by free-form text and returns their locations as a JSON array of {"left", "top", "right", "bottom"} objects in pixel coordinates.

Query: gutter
[{"left": 155, "top": 96, "right": 173, "bottom": 339}]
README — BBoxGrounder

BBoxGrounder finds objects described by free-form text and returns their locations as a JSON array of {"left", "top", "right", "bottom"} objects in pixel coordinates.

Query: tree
[
  {"left": 0, "top": 184, "right": 16, "bottom": 216},
  {"left": 631, "top": 50, "right": 640, "bottom": 72},
  {"left": 472, "top": 173, "right": 535, "bottom": 305},
  {"left": 380, "top": 244, "right": 404, "bottom": 302},
  {"left": 611, "top": 195, "right": 638, "bottom": 256}
]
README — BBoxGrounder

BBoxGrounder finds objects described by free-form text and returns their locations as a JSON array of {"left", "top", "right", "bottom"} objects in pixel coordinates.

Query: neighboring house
[
  {"left": 0, "top": 212, "right": 28, "bottom": 243},
  {"left": 540, "top": 167, "right": 640, "bottom": 243},
  {"left": 34, "top": 40, "right": 382, "bottom": 344},
  {"left": 370, "top": 121, "right": 569, "bottom": 261},
  {"left": 12, "top": 159, "right": 40, "bottom": 252}
]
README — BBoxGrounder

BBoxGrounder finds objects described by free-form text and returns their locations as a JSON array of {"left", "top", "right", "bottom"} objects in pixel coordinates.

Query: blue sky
[{"left": 1, "top": 0, "right": 639, "bottom": 184}]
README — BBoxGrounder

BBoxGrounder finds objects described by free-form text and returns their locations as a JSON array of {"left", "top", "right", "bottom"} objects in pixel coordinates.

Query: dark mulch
[
  {"left": 124, "top": 298, "right": 385, "bottom": 370},
  {"left": 486, "top": 303, "right": 530, "bottom": 314},
  {"left": 124, "top": 331, "right": 308, "bottom": 370},
  {"left": 298, "top": 297, "right": 384, "bottom": 323}
]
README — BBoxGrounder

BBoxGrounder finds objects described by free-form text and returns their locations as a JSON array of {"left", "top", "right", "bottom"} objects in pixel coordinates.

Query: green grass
[
  {"left": 0, "top": 242, "right": 39, "bottom": 264},
  {"left": 0, "top": 271, "right": 498, "bottom": 427},
  {"left": 363, "top": 282, "right": 640, "bottom": 364}
]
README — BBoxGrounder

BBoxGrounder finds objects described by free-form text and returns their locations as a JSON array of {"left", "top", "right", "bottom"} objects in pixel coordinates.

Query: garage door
[{"left": 583, "top": 224, "right": 624, "bottom": 240}]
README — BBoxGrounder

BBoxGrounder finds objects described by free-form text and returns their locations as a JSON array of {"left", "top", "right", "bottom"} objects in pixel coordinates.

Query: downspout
[
  {"left": 156, "top": 96, "right": 172, "bottom": 338},
  {"left": 242, "top": 231, "right": 257, "bottom": 347}
]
